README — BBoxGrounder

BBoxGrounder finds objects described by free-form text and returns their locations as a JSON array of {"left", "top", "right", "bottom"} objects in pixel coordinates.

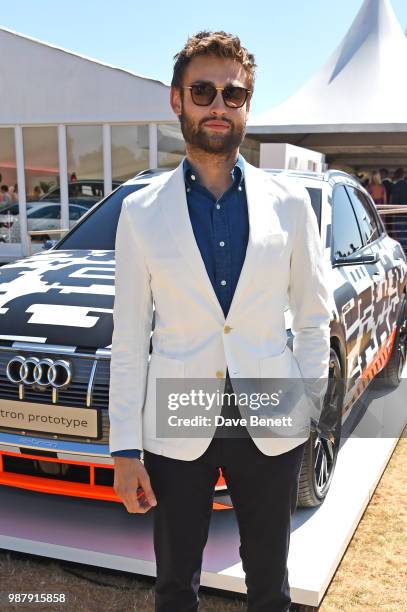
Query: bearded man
[{"left": 109, "top": 31, "right": 332, "bottom": 612}]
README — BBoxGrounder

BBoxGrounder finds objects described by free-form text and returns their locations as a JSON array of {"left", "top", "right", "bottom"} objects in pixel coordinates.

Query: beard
[{"left": 179, "top": 111, "right": 246, "bottom": 154}]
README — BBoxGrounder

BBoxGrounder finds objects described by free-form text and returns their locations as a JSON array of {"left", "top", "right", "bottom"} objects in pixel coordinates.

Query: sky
[{"left": 2, "top": 0, "right": 407, "bottom": 117}]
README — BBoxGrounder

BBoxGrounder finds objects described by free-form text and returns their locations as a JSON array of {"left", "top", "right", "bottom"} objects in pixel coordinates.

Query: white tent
[
  {"left": 0, "top": 27, "right": 173, "bottom": 124},
  {"left": 248, "top": 0, "right": 407, "bottom": 135}
]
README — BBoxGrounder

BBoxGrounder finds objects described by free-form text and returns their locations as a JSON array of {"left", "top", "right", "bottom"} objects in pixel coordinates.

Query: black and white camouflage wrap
[{"left": 0, "top": 250, "right": 115, "bottom": 351}]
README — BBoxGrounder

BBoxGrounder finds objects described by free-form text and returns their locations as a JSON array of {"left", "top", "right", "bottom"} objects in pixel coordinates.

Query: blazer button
[
  {"left": 215, "top": 370, "right": 225, "bottom": 379},
  {"left": 224, "top": 325, "right": 233, "bottom": 334}
]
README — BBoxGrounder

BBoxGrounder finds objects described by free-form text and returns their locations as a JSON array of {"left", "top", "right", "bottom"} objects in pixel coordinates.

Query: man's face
[{"left": 170, "top": 55, "right": 251, "bottom": 155}]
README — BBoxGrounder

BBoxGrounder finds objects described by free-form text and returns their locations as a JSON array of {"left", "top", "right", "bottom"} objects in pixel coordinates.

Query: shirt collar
[{"left": 183, "top": 153, "right": 245, "bottom": 188}]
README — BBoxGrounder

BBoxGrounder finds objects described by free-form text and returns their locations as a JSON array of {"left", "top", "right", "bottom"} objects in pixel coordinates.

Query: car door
[
  {"left": 27, "top": 205, "right": 59, "bottom": 231},
  {"left": 330, "top": 183, "right": 376, "bottom": 394},
  {"left": 346, "top": 185, "right": 402, "bottom": 358}
]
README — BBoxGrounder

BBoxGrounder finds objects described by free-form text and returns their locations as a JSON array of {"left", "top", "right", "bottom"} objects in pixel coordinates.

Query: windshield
[
  {"left": 55, "top": 184, "right": 147, "bottom": 250},
  {"left": 56, "top": 181, "right": 322, "bottom": 252}
]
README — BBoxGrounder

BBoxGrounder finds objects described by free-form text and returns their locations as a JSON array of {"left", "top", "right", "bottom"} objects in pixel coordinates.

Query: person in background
[
  {"left": 390, "top": 168, "right": 407, "bottom": 251},
  {"left": 8, "top": 185, "right": 18, "bottom": 204},
  {"left": 380, "top": 168, "right": 393, "bottom": 203},
  {"left": 390, "top": 168, "right": 407, "bottom": 204},
  {"left": 28, "top": 185, "right": 42, "bottom": 202},
  {"left": 0, "top": 185, "right": 12, "bottom": 207},
  {"left": 367, "top": 171, "right": 387, "bottom": 204}
]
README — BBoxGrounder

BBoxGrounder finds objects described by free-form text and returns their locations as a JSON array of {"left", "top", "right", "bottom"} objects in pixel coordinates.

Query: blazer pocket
[
  {"left": 144, "top": 353, "right": 185, "bottom": 415},
  {"left": 258, "top": 346, "right": 307, "bottom": 426},
  {"left": 259, "top": 345, "right": 303, "bottom": 381},
  {"left": 149, "top": 352, "right": 185, "bottom": 379}
]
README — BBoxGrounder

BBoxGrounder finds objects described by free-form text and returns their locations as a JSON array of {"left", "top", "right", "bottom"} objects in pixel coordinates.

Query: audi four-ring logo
[{"left": 6, "top": 356, "right": 72, "bottom": 389}]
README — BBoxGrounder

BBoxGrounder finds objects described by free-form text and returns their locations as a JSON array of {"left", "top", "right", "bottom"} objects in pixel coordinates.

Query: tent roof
[
  {"left": 248, "top": 0, "right": 407, "bottom": 134},
  {"left": 0, "top": 27, "right": 174, "bottom": 124}
]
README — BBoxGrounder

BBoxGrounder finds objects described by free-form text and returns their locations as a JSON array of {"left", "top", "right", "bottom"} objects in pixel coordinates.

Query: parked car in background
[
  {"left": 0, "top": 203, "right": 89, "bottom": 243},
  {"left": 0, "top": 180, "right": 123, "bottom": 244},
  {"left": 38, "top": 180, "right": 122, "bottom": 209},
  {"left": 0, "top": 203, "right": 35, "bottom": 242},
  {"left": 0, "top": 167, "right": 405, "bottom": 510},
  {"left": 0, "top": 202, "right": 35, "bottom": 216}
]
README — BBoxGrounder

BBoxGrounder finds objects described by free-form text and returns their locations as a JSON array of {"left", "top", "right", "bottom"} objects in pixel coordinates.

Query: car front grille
[
  {"left": 2, "top": 453, "right": 114, "bottom": 486},
  {"left": 0, "top": 348, "right": 110, "bottom": 445}
]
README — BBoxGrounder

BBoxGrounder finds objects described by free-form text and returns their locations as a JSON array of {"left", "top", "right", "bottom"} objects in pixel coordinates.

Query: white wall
[{"left": 260, "top": 143, "right": 325, "bottom": 171}]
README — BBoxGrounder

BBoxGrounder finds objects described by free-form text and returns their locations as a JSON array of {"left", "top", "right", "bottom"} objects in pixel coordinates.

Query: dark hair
[
  {"left": 172, "top": 30, "right": 256, "bottom": 91},
  {"left": 1, "top": 185, "right": 9, "bottom": 192},
  {"left": 394, "top": 167, "right": 405, "bottom": 181}
]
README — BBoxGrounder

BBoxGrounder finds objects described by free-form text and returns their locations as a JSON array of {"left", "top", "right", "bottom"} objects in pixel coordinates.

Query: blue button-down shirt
[{"left": 111, "top": 155, "right": 249, "bottom": 458}]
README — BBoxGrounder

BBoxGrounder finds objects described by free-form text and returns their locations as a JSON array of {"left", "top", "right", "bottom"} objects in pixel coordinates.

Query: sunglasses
[{"left": 183, "top": 82, "right": 251, "bottom": 108}]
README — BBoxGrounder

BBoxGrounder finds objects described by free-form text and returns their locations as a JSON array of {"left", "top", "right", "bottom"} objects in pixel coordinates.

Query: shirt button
[
  {"left": 186, "top": 187, "right": 191, "bottom": 193},
  {"left": 220, "top": 280, "right": 227, "bottom": 286},
  {"left": 191, "top": 174, "right": 196, "bottom": 181},
  {"left": 216, "top": 204, "right": 221, "bottom": 210},
  {"left": 215, "top": 370, "right": 225, "bottom": 379},
  {"left": 224, "top": 325, "right": 232, "bottom": 334},
  {"left": 238, "top": 186, "right": 242, "bottom": 191},
  {"left": 219, "top": 241, "right": 225, "bottom": 247}
]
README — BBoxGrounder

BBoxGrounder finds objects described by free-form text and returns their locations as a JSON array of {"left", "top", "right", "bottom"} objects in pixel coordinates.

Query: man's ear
[{"left": 170, "top": 86, "right": 182, "bottom": 116}]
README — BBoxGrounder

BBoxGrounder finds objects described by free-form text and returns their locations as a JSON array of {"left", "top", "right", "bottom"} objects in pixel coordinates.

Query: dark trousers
[{"left": 143, "top": 371, "right": 306, "bottom": 612}]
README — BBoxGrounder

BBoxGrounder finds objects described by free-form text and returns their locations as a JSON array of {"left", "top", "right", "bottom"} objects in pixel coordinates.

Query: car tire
[
  {"left": 297, "top": 347, "right": 344, "bottom": 508},
  {"left": 375, "top": 295, "right": 407, "bottom": 389}
]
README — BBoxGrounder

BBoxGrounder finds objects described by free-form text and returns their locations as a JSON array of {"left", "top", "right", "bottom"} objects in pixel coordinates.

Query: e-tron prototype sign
[{"left": 0, "top": 399, "right": 98, "bottom": 438}]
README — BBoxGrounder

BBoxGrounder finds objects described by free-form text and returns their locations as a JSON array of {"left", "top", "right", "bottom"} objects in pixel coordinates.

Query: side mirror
[{"left": 332, "top": 253, "right": 379, "bottom": 267}]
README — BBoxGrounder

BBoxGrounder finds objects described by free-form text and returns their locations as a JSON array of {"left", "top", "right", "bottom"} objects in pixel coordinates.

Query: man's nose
[{"left": 210, "top": 90, "right": 228, "bottom": 114}]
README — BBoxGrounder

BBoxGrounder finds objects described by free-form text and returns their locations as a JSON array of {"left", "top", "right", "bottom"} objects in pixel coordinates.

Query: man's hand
[{"left": 113, "top": 457, "right": 157, "bottom": 513}]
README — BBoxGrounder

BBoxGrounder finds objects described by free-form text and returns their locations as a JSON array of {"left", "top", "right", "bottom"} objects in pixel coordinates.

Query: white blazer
[{"left": 108, "top": 158, "right": 334, "bottom": 460}]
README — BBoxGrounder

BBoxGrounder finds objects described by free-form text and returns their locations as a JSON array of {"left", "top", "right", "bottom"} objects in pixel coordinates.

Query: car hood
[{"left": 0, "top": 250, "right": 115, "bottom": 352}]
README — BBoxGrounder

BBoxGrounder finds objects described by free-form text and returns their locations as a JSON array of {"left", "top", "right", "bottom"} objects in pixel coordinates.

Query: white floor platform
[{"left": 0, "top": 375, "right": 405, "bottom": 607}]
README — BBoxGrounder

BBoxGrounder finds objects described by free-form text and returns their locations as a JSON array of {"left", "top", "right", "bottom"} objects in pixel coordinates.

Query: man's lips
[{"left": 202, "top": 121, "right": 231, "bottom": 130}]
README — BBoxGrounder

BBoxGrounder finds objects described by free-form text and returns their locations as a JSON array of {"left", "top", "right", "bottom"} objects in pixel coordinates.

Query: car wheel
[
  {"left": 375, "top": 295, "right": 407, "bottom": 389},
  {"left": 297, "top": 348, "right": 344, "bottom": 508}
]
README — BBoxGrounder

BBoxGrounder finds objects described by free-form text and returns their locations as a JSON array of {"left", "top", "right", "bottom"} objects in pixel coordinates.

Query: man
[
  {"left": 109, "top": 31, "right": 333, "bottom": 612},
  {"left": 0, "top": 185, "right": 12, "bottom": 207},
  {"left": 390, "top": 168, "right": 407, "bottom": 205},
  {"left": 379, "top": 168, "right": 393, "bottom": 204},
  {"left": 390, "top": 168, "right": 407, "bottom": 251}
]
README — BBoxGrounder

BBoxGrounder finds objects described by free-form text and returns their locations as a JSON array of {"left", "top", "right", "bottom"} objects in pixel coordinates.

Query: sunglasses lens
[
  {"left": 190, "top": 83, "right": 217, "bottom": 106},
  {"left": 223, "top": 86, "right": 248, "bottom": 108}
]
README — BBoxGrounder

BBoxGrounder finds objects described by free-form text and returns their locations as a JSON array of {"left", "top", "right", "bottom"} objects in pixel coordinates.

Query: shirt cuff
[{"left": 111, "top": 449, "right": 142, "bottom": 458}]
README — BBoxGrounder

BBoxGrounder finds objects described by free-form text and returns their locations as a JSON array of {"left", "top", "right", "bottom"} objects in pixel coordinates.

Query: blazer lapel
[
  {"left": 157, "top": 158, "right": 283, "bottom": 324},
  {"left": 225, "top": 160, "right": 283, "bottom": 322},
  {"left": 158, "top": 162, "right": 226, "bottom": 322}
]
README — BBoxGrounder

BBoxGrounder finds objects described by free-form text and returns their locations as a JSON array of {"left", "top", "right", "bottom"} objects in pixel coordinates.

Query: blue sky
[{"left": 2, "top": 0, "right": 407, "bottom": 117}]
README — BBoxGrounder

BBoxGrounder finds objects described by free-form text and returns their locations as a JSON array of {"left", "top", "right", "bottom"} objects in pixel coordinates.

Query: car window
[
  {"left": 306, "top": 187, "right": 322, "bottom": 231},
  {"left": 28, "top": 206, "right": 60, "bottom": 219},
  {"left": 41, "top": 188, "right": 60, "bottom": 201},
  {"left": 69, "top": 205, "right": 87, "bottom": 221},
  {"left": 332, "top": 185, "right": 363, "bottom": 258},
  {"left": 69, "top": 183, "right": 104, "bottom": 198},
  {"left": 345, "top": 186, "right": 380, "bottom": 244},
  {"left": 56, "top": 184, "right": 147, "bottom": 250},
  {"left": 0, "top": 203, "right": 21, "bottom": 215}
]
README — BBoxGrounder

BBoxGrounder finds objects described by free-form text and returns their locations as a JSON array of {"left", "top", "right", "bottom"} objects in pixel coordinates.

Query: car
[
  {"left": 0, "top": 167, "right": 405, "bottom": 510},
  {"left": 38, "top": 180, "right": 122, "bottom": 208},
  {"left": 0, "top": 203, "right": 35, "bottom": 242},
  {"left": 0, "top": 202, "right": 90, "bottom": 243}
]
